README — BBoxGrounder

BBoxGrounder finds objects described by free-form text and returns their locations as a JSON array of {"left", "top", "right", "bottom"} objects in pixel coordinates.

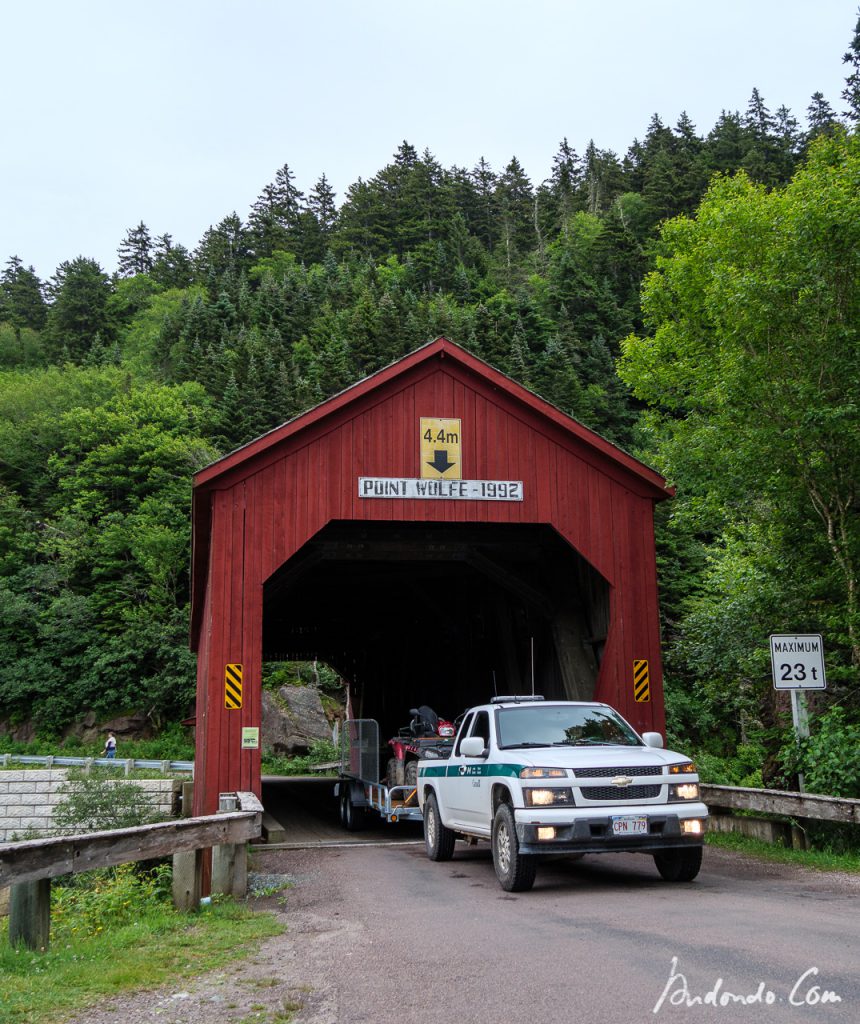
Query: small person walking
[{"left": 103, "top": 731, "right": 117, "bottom": 759}]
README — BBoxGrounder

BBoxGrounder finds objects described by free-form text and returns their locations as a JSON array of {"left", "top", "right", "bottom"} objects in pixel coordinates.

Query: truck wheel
[
  {"left": 492, "top": 803, "right": 536, "bottom": 892},
  {"left": 653, "top": 846, "right": 702, "bottom": 882},
  {"left": 405, "top": 760, "right": 418, "bottom": 788},
  {"left": 424, "top": 792, "right": 455, "bottom": 861},
  {"left": 341, "top": 788, "right": 366, "bottom": 832}
]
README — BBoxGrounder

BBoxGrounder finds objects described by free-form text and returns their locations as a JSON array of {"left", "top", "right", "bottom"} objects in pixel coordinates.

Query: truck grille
[
  {"left": 572, "top": 765, "right": 661, "bottom": 778},
  {"left": 579, "top": 784, "right": 661, "bottom": 800}
]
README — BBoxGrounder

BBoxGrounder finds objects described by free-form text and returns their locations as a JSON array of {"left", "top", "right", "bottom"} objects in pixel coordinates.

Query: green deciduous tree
[{"left": 620, "top": 133, "right": 860, "bottom": 692}]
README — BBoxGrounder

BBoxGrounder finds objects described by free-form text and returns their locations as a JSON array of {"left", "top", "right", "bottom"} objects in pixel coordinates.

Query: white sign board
[
  {"left": 770, "top": 634, "right": 827, "bottom": 690},
  {"left": 359, "top": 477, "right": 523, "bottom": 502}
]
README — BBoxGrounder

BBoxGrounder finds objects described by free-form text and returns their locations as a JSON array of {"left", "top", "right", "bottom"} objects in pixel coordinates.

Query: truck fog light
[
  {"left": 681, "top": 818, "right": 704, "bottom": 835},
  {"left": 537, "top": 826, "right": 557, "bottom": 841}
]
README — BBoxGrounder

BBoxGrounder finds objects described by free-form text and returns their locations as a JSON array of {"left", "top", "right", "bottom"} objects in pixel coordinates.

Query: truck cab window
[{"left": 455, "top": 713, "right": 475, "bottom": 756}]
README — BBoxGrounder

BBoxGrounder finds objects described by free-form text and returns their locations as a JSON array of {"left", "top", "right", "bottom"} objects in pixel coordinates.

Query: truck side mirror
[
  {"left": 642, "top": 732, "right": 664, "bottom": 748},
  {"left": 460, "top": 736, "right": 487, "bottom": 758}
]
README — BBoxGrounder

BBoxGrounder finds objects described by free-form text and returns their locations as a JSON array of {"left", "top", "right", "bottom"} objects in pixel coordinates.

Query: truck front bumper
[{"left": 514, "top": 802, "right": 708, "bottom": 855}]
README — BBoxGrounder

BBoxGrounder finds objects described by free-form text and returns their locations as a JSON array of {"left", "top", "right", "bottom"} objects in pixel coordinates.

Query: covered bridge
[{"left": 190, "top": 337, "right": 671, "bottom": 815}]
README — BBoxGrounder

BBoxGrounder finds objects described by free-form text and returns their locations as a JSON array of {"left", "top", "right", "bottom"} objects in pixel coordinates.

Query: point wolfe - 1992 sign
[{"left": 358, "top": 416, "right": 524, "bottom": 502}]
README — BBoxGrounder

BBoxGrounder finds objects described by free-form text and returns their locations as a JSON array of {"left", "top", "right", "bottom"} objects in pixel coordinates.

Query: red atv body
[{"left": 386, "top": 705, "right": 455, "bottom": 788}]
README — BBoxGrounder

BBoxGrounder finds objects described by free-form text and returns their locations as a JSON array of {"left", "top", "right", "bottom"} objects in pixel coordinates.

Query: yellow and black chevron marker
[
  {"left": 633, "top": 659, "right": 651, "bottom": 703},
  {"left": 225, "top": 663, "right": 243, "bottom": 710}
]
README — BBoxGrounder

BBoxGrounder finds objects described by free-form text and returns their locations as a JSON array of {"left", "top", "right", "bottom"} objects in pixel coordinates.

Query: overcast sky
[{"left": 1, "top": 0, "right": 855, "bottom": 280}]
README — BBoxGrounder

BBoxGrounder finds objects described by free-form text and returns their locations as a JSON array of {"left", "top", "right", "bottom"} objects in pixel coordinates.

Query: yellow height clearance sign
[{"left": 420, "top": 418, "right": 461, "bottom": 479}]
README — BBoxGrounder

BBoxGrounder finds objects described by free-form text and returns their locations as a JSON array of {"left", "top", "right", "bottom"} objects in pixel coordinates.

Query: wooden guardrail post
[
  {"left": 172, "top": 777, "right": 201, "bottom": 911},
  {"left": 171, "top": 848, "right": 203, "bottom": 911},
  {"left": 9, "top": 878, "right": 51, "bottom": 951},
  {"left": 212, "top": 793, "right": 258, "bottom": 897}
]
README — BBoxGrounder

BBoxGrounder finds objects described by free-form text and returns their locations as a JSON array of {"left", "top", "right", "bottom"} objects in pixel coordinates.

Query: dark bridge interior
[{"left": 263, "top": 521, "right": 609, "bottom": 738}]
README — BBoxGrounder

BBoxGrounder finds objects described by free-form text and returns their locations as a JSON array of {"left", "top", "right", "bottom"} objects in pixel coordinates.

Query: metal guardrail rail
[{"left": 0, "top": 753, "right": 194, "bottom": 774}]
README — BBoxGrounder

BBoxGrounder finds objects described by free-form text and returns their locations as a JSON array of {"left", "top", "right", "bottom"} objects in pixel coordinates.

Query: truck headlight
[
  {"left": 519, "top": 767, "right": 567, "bottom": 779},
  {"left": 681, "top": 818, "right": 705, "bottom": 835},
  {"left": 669, "top": 762, "right": 696, "bottom": 774},
  {"left": 524, "top": 787, "right": 574, "bottom": 807},
  {"left": 669, "top": 783, "right": 700, "bottom": 801}
]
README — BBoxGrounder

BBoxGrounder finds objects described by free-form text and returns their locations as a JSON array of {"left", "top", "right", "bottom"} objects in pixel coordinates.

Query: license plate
[{"left": 611, "top": 815, "right": 648, "bottom": 836}]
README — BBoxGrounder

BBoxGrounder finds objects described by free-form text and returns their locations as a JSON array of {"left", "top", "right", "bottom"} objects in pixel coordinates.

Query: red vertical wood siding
[{"left": 191, "top": 341, "right": 670, "bottom": 815}]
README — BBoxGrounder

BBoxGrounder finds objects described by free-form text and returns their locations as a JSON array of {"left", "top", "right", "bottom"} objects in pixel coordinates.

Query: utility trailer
[{"left": 334, "top": 718, "right": 426, "bottom": 831}]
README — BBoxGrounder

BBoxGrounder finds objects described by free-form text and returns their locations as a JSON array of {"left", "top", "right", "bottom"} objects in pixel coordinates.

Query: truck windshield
[{"left": 497, "top": 705, "right": 641, "bottom": 748}]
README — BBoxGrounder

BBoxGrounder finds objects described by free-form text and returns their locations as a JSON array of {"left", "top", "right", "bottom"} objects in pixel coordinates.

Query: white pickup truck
[{"left": 416, "top": 696, "right": 708, "bottom": 892}]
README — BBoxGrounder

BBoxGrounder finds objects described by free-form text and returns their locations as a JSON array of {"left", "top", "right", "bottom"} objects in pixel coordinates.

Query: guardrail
[
  {"left": 701, "top": 784, "right": 860, "bottom": 848},
  {"left": 0, "top": 753, "right": 194, "bottom": 774},
  {"left": 701, "top": 784, "right": 860, "bottom": 824},
  {"left": 0, "top": 790, "right": 261, "bottom": 951}
]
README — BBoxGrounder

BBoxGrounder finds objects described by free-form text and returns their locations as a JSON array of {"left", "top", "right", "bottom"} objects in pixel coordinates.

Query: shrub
[{"left": 53, "top": 768, "right": 166, "bottom": 833}]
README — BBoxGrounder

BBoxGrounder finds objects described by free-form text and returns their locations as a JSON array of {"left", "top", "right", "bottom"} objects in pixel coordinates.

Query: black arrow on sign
[{"left": 427, "top": 450, "right": 456, "bottom": 475}]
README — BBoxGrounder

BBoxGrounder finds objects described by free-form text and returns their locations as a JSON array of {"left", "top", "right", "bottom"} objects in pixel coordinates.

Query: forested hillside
[{"left": 1, "top": 22, "right": 858, "bottom": 787}]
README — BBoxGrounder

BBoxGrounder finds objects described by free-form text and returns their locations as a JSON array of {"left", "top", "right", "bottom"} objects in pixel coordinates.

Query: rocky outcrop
[
  {"left": 0, "top": 711, "right": 155, "bottom": 746},
  {"left": 261, "top": 685, "right": 332, "bottom": 755}
]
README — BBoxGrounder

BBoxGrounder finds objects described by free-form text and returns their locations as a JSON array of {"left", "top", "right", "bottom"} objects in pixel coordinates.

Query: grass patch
[
  {"left": 0, "top": 887, "right": 283, "bottom": 1024},
  {"left": 706, "top": 830, "right": 860, "bottom": 873}
]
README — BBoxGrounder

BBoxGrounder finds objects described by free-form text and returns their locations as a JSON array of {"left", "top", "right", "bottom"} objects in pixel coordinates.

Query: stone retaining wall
[{"left": 0, "top": 770, "right": 180, "bottom": 841}]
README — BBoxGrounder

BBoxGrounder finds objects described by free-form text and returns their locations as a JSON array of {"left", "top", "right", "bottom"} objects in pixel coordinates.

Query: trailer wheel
[
  {"left": 492, "top": 803, "right": 536, "bottom": 892},
  {"left": 341, "top": 787, "right": 367, "bottom": 832},
  {"left": 653, "top": 846, "right": 702, "bottom": 882},
  {"left": 424, "top": 792, "right": 455, "bottom": 861}
]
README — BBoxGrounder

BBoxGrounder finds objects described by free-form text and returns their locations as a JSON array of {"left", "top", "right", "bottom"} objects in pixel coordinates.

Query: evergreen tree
[
  {"left": 581, "top": 142, "right": 623, "bottom": 214},
  {"left": 741, "top": 88, "right": 784, "bottom": 186},
  {"left": 194, "top": 213, "right": 251, "bottom": 281},
  {"left": 842, "top": 8, "right": 860, "bottom": 124},
  {"left": 806, "top": 92, "right": 840, "bottom": 143},
  {"left": 704, "top": 111, "right": 746, "bottom": 175},
  {"left": 1, "top": 256, "right": 47, "bottom": 330},
  {"left": 672, "top": 112, "right": 708, "bottom": 215},
  {"left": 548, "top": 138, "right": 582, "bottom": 231},
  {"left": 151, "top": 233, "right": 193, "bottom": 288},
  {"left": 496, "top": 156, "right": 534, "bottom": 275},
  {"left": 44, "top": 257, "right": 115, "bottom": 362},
  {"left": 248, "top": 163, "right": 306, "bottom": 259},
  {"left": 470, "top": 157, "right": 499, "bottom": 252},
  {"left": 307, "top": 173, "right": 338, "bottom": 234},
  {"left": 117, "top": 222, "right": 154, "bottom": 277}
]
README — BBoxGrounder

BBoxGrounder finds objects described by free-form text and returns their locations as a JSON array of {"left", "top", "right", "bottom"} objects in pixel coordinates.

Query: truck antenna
[
  {"left": 492, "top": 670, "right": 498, "bottom": 698},
  {"left": 530, "top": 636, "right": 535, "bottom": 696}
]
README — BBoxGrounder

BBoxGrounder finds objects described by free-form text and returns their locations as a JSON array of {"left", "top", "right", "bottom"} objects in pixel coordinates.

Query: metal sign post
[{"left": 770, "top": 634, "right": 826, "bottom": 793}]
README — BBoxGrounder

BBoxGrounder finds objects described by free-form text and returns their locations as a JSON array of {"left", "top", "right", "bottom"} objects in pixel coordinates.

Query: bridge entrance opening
[{"left": 263, "top": 521, "right": 608, "bottom": 737}]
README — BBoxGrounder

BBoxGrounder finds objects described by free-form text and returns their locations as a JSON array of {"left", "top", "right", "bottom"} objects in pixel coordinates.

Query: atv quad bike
[{"left": 386, "top": 705, "right": 455, "bottom": 788}]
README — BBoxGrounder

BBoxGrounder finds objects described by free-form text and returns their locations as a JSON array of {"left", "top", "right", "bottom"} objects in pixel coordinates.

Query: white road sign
[{"left": 770, "top": 634, "right": 827, "bottom": 690}]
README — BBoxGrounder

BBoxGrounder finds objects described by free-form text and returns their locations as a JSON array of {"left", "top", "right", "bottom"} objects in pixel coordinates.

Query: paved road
[
  {"left": 262, "top": 775, "right": 425, "bottom": 845},
  {"left": 252, "top": 836, "right": 860, "bottom": 1024}
]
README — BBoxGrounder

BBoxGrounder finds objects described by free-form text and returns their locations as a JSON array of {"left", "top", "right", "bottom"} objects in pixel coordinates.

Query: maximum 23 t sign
[{"left": 769, "top": 634, "right": 827, "bottom": 690}]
